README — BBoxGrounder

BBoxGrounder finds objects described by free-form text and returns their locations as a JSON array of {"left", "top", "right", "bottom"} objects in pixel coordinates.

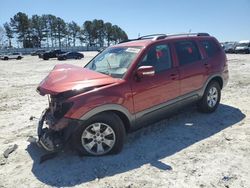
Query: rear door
[{"left": 174, "top": 40, "right": 206, "bottom": 95}]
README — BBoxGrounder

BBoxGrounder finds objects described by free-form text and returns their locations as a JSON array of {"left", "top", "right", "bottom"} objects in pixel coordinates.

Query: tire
[
  {"left": 17, "top": 56, "right": 22, "bottom": 60},
  {"left": 43, "top": 57, "right": 49, "bottom": 60},
  {"left": 72, "top": 112, "right": 126, "bottom": 156},
  {"left": 4, "top": 57, "right": 8, "bottom": 60},
  {"left": 198, "top": 81, "right": 221, "bottom": 113}
]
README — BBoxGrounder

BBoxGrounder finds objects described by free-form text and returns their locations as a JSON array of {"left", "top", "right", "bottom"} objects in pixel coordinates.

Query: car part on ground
[
  {"left": 3, "top": 144, "right": 18, "bottom": 158},
  {"left": 36, "top": 32, "right": 229, "bottom": 156}
]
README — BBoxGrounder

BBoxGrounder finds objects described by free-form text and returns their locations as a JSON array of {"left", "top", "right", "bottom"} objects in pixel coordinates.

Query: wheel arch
[
  {"left": 109, "top": 110, "right": 131, "bottom": 133},
  {"left": 208, "top": 76, "right": 223, "bottom": 89},
  {"left": 199, "top": 74, "right": 224, "bottom": 97},
  {"left": 80, "top": 104, "right": 134, "bottom": 133}
]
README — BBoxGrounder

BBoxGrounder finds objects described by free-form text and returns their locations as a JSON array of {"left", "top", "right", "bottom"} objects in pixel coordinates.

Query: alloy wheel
[
  {"left": 207, "top": 86, "right": 218, "bottom": 108},
  {"left": 81, "top": 122, "right": 116, "bottom": 155}
]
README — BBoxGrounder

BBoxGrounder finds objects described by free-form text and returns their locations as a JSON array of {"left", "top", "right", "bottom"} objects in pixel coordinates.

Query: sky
[{"left": 0, "top": 0, "right": 250, "bottom": 42}]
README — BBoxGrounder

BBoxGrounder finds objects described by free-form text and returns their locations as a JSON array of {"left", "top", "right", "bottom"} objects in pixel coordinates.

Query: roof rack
[
  {"left": 119, "top": 34, "right": 167, "bottom": 44},
  {"left": 166, "top": 32, "right": 210, "bottom": 37},
  {"left": 118, "top": 32, "right": 210, "bottom": 44}
]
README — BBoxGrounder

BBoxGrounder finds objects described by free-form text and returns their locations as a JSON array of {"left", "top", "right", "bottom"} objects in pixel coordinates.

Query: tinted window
[
  {"left": 175, "top": 41, "right": 201, "bottom": 65},
  {"left": 200, "top": 40, "right": 221, "bottom": 57},
  {"left": 140, "top": 44, "right": 172, "bottom": 73}
]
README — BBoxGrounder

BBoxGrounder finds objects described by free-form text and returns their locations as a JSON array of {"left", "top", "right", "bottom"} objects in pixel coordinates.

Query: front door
[
  {"left": 131, "top": 43, "right": 180, "bottom": 123},
  {"left": 174, "top": 40, "right": 206, "bottom": 95}
]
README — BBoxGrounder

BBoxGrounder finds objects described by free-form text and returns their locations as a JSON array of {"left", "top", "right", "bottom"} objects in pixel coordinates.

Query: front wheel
[
  {"left": 73, "top": 112, "right": 126, "bottom": 156},
  {"left": 198, "top": 81, "right": 221, "bottom": 113}
]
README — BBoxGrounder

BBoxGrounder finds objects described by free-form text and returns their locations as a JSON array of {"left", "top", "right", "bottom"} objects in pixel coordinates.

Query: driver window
[{"left": 140, "top": 44, "right": 172, "bottom": 73}]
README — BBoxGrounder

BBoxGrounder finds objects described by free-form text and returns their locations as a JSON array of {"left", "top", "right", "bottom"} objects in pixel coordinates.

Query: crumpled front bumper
[{"left": 37, "top": 109, "right": 65, "bottom": 152}]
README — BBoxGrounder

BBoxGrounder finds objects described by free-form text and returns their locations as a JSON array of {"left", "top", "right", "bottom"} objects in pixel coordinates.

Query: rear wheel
[
  {"left": 4, "top": 57, "right": 8, "bottom": 60},
  {"left": 73, "top": 112, "right": 126, "bottom": 156},
  {"left": 17, "top": 56, "right": 22, "bottom": 60},
  {"left": 198, "top": 81, "right": 221, "bottom": 113}
]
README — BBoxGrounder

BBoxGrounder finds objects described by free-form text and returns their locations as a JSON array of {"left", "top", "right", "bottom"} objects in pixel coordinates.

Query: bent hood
[{"left": 37, "top": 64, "right": 118, "bottom": 95}]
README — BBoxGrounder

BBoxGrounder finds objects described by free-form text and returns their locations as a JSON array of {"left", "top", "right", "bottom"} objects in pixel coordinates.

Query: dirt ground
[{"left": 0, "top": 53, "right": 249, "bottom": 188}]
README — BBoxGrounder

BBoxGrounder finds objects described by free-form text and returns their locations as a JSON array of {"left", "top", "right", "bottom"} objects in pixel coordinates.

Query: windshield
[{"left": 85, "top": 46, "right": 142, "bottom": 78}]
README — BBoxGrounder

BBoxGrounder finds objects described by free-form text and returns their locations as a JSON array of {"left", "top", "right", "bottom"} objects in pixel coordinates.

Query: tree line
[{"left": 2, "top": 12, "right": 128, "bottom": 48}]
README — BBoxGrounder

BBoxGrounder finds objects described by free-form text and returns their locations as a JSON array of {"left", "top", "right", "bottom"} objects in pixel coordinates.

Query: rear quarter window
[{"left": 200, "top": 40, "right": 221, "bottom": 58}]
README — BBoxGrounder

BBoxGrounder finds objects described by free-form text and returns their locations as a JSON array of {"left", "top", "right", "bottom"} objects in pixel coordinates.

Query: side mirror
[{"left": 136, "top": 66, "right": 155, "bottom": 79}]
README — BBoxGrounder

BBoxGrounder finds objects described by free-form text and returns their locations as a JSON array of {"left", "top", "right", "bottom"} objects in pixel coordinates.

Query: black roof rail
[
  {"left": 166, "top": 33, "right": 210, "bottom": 37},
  {"left": 118, "top": 32, "right": 210, "bottom": 44},
  {"left": 118, "top": 34, "right": 166, "bottom": 44}
]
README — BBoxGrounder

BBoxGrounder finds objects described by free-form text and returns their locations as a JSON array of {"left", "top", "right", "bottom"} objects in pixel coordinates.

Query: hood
[{"left": 37, "top": 64, "right": 118, "bottom": 95}]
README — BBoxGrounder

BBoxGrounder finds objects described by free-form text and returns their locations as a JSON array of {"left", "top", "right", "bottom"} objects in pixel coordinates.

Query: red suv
[{"left": 36, "top": 33, "right": 229, "bottom": 156}]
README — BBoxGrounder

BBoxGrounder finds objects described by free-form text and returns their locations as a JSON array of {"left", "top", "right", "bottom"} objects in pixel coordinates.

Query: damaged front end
[
  {"left": 35, "top": 64, "right": 117, "bottom": 152},
  {"left": 37, "top": 95, "right": 77, "bottom": 152}
]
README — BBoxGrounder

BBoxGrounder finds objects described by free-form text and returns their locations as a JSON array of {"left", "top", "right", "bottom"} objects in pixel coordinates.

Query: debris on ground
[
  {"left": 29, "top": 116, "right": 38, "bottom": 121},
  {"left": 3, "top": 144, "right": 18, "bottom": 158},
  {"left": 0, "top": 156, "right": 7, "bottom": 165}
]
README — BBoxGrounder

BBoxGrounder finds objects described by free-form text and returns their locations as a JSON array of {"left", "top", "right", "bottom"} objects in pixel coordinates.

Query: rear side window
[
  {"left": 175, "top": 41, "right": 201, "bottom": 65},
  {"left": 200, "top": 40, "right": 221, "bottom": 57}
]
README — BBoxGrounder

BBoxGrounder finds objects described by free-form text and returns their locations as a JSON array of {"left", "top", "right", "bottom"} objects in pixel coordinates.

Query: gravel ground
[{"left": 0, "top": 53, "right": 249, "bottom": 188}]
